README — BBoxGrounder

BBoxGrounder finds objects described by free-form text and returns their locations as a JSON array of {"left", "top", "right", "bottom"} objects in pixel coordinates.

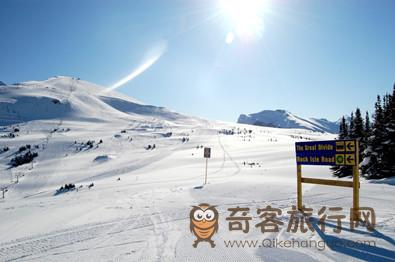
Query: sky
[{"left": 0, "top": 0, "right": 394, "bottom": 122}]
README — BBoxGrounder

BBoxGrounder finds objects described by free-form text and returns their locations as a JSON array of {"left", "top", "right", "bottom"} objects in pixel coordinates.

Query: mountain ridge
[
  {"left": 0, "top": 76, "right": 197, "bottom": 126},
  {"left": 237, "top": 109, "right": 339, "bottom": 133}
]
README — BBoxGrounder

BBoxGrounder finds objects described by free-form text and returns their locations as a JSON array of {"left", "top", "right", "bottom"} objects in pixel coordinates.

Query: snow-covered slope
[
  {"left": 0, "top": 76, "right": 193, "bottom": 126},
  {"left": 238, "top": 109, "right": 339, "bottom": 133},
  {"left": 0, "top": 78, "right": 393, "bottom": 262}
]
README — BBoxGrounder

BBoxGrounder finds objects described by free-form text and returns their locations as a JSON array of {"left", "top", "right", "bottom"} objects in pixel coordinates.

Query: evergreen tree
[
  {"left": 381, "top": 85, "right": 395, "bottom": 177},
  {"left": 364, "top": 111, "right": 371, "bottom": 138},
  {"left": 361, "top": 96, "right": 385, "bottom": 178},
  {"left": 383, "top": 93, "right": 392, "bottom": 125},
  {"left": 349, "top": 112, "right": 354, "bottom": 138},
  {"left": 339, "top": 116, "right": 348, "bottom": 139},
  {"left": 351, "top": 108, "right": 365, "bottom": 163},
  {"left": 351, "top": 108, "right": 364, "bottom": 139},
  {"left": 332, "top": 116, "right": 352, "bottom": 178},
  {"left": 361, "top": 111, "right": 372, "bottom": 169},
  {"left": 334, "top": 86, "right": 394, "bottom": 179}
]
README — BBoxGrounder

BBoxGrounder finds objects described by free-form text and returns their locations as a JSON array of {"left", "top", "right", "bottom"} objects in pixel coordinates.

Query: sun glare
[{"left": 219, "top": 0, "right": 267, "bottom": 42}]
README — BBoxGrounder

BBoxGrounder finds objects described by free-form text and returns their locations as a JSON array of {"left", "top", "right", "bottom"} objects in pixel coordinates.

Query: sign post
[
  {"left": 204, "top": 147, "right": 211, "bottom": 185},
  {"left": 1, "top": 187, "right": 6, "bottom": 199},
  {"left": 295, "top": 139, "right": 360, "bottom": 220},
  {"left": 352, "top": 141, "right": 360, "bottom": 221},
  {"left": 297, "top": 164, "right": 302, "bottom": 210}
]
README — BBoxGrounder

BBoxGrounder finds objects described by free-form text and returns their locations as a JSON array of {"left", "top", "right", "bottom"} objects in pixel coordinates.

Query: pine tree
[
  {"left": 332, "top": 116, "right": 353, "bottom": 178},
  {"left": 339, "top": 116, "right": 348, "bottom": 139},
  {"left": 361, "top": 96, "right": 385, "bottom": 178},
  {"left": 383, "top": 93, "right": 392, "bottom": 125},
  {"left": 352, "top": 108, "right": 364, "bottom": 139},
  {"left": 351, "top": 108, "right": 365, "bottom": 163},
  {"left": 361, "top": 111, "right": 372, "bottom": 168},
  {"left": 349, "top": 112, "right": 354, "bottom": 138},
  {"left": 381, "top": 85, "right": 395, "bottom": 177},
  {"left": 364, "top": 111, "right": 371, "bottom": 138}
]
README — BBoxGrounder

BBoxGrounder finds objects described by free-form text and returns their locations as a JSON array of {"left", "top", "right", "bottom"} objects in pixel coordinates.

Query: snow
[
  {"left": 360, "top": 156, "right": 371, "bottom": 167},
  {"left": 368, "top": 177, "right": 395, "bottom": 186},
  {"left": 0, "top": 78, "right": 394, "bottom": 261},
  {"left": 0, "top": 76, "right": 197, "bottom": 126}
]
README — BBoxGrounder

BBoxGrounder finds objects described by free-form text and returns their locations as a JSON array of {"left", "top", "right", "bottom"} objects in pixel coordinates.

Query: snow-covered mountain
[
  {"left": 237, "top": 109, "right": 339, "bottom": 133},
  {"left": 0, "top": 76, "right": 195, "bottom": 126},
  {"left": 1, "top": 77, "right": 394, "bottom": 261}
]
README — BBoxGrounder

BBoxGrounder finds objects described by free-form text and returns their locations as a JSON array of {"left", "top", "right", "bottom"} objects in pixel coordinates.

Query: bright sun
[{"left": 219, "top": 0, "right": 267, "bottom": 43}]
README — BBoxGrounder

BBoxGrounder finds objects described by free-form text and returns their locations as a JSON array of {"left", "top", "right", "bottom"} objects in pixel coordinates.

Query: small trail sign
[
  {"left": 295, "top": 139, "right": 361, "bottom": 221},
  {"left": 204, "top": 147, "right": 211, "bottom": 158},
  {"left": 203, "top": 147, "right": 211, "bottom": 185}
]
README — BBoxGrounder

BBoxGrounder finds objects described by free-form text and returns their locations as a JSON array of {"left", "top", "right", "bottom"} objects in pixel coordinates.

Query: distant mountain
[
  {"left": 237, "top": 109, "right": 339, "bottom": 133},
  {"left": 0, "top": 81, "right": 6, "bottom": 86},
  {"left": 0, "top": 76, "right": 197, "bottom": 126}
]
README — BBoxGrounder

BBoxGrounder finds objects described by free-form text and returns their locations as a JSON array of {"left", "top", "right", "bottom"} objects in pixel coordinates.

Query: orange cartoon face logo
[{"left": 190, "top": 203, "right": 219, "bottom": 248}]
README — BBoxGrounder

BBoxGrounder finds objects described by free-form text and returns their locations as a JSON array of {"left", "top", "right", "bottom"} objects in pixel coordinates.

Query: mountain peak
[
  {"left": 237, "top": 109, "right": 338, "bottom": 133},
  {"left": 0, "top": 77, "right": 192, "bottom": 126},
  {"left": 0, "top": 81, "right": 6, "bottom": 86}
]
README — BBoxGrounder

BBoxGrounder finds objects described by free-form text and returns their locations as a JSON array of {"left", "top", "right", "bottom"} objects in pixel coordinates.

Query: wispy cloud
[{"left": 103, "top": 40, "right": 167, "bottom": 93}]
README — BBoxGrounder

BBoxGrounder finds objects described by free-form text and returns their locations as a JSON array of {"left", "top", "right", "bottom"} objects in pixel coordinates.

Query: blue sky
[{"left": 1, "top": 0, "right": 394, "bottom": 122}]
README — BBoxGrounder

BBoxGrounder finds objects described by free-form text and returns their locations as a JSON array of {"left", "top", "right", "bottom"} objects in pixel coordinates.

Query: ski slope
[{"left": 0, "top": 77, "right": 394, "bottom": 261}]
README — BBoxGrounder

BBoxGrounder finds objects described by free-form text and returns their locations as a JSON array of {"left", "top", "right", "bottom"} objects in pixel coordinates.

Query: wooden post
[
  {"left": 301, "top": 177, "right": 353, "bottom": 187},
  {"left": 352, "top": 141, "right": 360, "bottom": 221},
  {"left": 297, "top": 164, "right": 302, "bottom": 211},
  {"left": 204, "top": 158, "right": 208, "bottom": 185}
]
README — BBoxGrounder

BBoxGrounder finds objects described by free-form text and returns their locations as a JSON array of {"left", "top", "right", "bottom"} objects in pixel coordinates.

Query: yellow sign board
[
  {"left": 346, "top": 141, "right": 355, "bottom": 152},
  {"left": 336, "top": 141, "right": 345, "bottom": 152},
  {"left": 345, "top": 153, "right": 356, "bottom": 165},
  {"left": 335, "top": 154, "right": 345, "bottom": 165},
  {"left": 295, "top": 139, "right": 360, "bottom": 221}
]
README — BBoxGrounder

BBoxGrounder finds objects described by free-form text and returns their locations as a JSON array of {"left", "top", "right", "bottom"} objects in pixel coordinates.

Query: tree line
[{"left": 332, "top": 84, "right": 395, "bottom": 179}]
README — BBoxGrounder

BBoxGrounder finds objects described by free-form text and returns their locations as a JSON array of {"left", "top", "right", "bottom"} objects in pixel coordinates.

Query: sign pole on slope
[
  {"left": 1, "top": 187, "right": 6, "bottom": 199},
  {"left": 297, "top": 164, "right": 302, "bottom": 210},
  {"left": 295, "top": 139, "right": 360, "bottom": 221},
  {"left": 352, "top": 141, "right": 360, "bottom": 221},
  {"left": 204, "top": 147, "right": 211, "bottom": 185}
]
